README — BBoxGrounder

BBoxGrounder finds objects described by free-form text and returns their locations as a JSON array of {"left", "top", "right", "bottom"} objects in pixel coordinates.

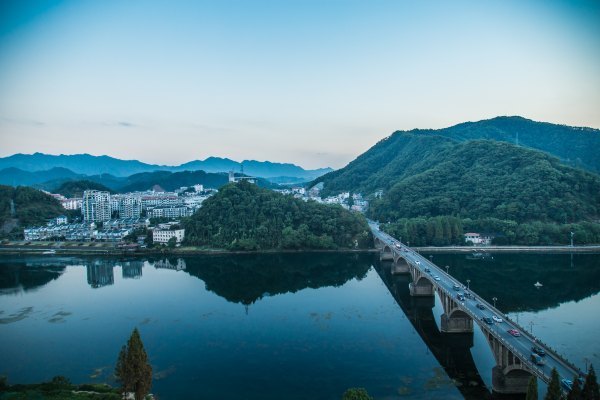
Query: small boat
[
  {"left": 534, "top": 281, "right": 543, "bottom": 288},
  {"left": 42, "top": 249, "right": 56, "bottom": 255}
]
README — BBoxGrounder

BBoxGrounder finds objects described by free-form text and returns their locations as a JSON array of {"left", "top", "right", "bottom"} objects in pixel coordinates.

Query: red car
[{"left": 507, "top": 329, "right": 521, "bottom": 337}]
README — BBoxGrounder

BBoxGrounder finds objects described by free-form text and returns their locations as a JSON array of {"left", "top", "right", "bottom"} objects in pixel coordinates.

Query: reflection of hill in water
[
  {"left": 423, "top": 252, "right": 600, "bottom": 312},
  {"left": 0, "top": 260, "right": 67, "bottom": 294},
  {"left": 181, "top": 252, "right": 373, "bottom": 305}
]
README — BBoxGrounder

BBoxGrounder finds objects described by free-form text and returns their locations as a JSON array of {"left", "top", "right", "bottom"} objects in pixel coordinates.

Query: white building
[
  {"left": 56, "top": 215, "right": 68, "bottom": 225},
  {"left": 113, "top": 195, "right": 142, "bottom": 219},
  {"left": 153, "top": 229, "right": 185, "bottom": 244},
  {"left": 61, "top": 198, "right": 82, "bottom": 210},
  {"left": 82, "top": 190, "right": 112, "bottom": 222},
  {"left": 464, "top": 233, "right": 493, "bottom": 245}
]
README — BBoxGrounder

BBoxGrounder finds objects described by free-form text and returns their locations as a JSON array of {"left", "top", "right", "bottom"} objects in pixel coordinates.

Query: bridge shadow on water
[{"left": 375, "top": 260, "right": 526, "bottom": 400}]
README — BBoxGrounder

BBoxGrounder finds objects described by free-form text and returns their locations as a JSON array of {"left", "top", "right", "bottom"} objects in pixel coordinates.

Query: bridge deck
[{"left": 369, "top": 221, "right": 583, "bottom": 387}]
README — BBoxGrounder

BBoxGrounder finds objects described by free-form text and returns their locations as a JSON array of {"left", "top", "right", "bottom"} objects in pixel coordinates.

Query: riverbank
[
  {"left": 413, "top": 245, "right": 600, "bottom": 253},
  {"left": 0, "top": 241, "right": 378, "bottom": 256},
  {"left": 1, "top": 241, "right": 599, "bottom": 256}
]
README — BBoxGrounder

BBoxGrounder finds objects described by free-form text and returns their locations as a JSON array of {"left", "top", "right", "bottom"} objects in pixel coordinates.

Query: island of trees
[{"left": 183, "top": 180, "right": 371, "bottom": 251}]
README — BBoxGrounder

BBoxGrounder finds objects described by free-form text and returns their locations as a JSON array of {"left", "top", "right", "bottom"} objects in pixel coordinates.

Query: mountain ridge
[{"left": 0, "top": 153, "right": 333, "bottom": 180}]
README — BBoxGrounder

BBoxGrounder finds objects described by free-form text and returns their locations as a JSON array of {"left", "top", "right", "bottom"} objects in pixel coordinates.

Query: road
[{"left": 369, "top": 220, "right": 583, "bottom": 389}]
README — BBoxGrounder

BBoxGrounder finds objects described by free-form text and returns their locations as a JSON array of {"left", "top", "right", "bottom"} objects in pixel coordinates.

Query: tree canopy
[
  {"left": 115, "top": 328, "right": 152, "bottom": 400},
  {"left": 183, "top": 181, "right": 371, "bottom": 250}
]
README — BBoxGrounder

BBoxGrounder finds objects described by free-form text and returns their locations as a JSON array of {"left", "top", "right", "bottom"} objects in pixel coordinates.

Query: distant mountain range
[
  {"left": 0, "top": 153, "right": 332, "bottom": 181},
  {"left": 0, "top": 168, "right": 278, "bottom": 194}
]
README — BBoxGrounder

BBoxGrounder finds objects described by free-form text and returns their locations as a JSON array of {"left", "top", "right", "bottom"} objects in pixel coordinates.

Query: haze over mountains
[{"left": 0, "top": 154, "right": 332, "bottom": 182}]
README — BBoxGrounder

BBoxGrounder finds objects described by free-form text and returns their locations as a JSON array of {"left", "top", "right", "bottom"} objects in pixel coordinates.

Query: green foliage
[
  {"left": 368, "top": 140, "right": 600, "bottom": 224},
  {"left": 582, "top": 364, "right": 599, "bottom": 400},
  {"left": 183, "top": 181, "right": 371, "bottom": 250},
  {"left": 342, "top": 388, "right": 373, "bottom": 400},
  {"left": 545, "top": 368, "right": 562, "bottom": 400},
  {"left": 115, "top": 328, "right": 152, "bottom": 400},
  {"left": 0, "top": 377, "right": 120, "bottom": 399},
  {"left": 53, "top": 180, "right": 113, "bottom": 198},
  {"left": 567, "top": 375, "right": 583, "bottom": 400},
  {"left": 382, "top": 216, "right": 464, "bottom": 246},
  {"left": 526, "top": 376, "right": 538, "bottom": 400},
  {"left": 0, "top": 185, "right": 65, "bottom": 236}
]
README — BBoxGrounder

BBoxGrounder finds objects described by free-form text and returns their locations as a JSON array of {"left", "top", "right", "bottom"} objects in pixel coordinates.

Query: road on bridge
[{"left": 368, "top": 220, "right": 584, "bottom": 390}]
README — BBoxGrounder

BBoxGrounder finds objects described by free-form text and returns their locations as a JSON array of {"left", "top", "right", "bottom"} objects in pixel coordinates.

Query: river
[{"left": 0, "top": 252, "right": 598, "bottom": 399}]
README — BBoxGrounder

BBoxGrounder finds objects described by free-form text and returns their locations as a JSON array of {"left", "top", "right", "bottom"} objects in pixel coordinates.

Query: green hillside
[
  {"left": 370, "top": 140, "right": 600, "bottom": 223},
  {"left": 433, "top": 116, "right": 600, "bottom": 173},
  {"left": 0, "top": 185, "right": 66, "bottom": 237},
  {"left": 183, "top": 181, "right": 371, "bottom": 250}
]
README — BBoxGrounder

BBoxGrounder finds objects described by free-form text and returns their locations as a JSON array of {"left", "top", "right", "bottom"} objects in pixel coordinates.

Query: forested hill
[
  {"left": 183, "top": 181, "right": 371, "bottom": 251},
  {"left": 430, "top": 116, "right": 600, "bottom": 173},
  {"left": 314, "top": 116, "right": 600, "bottom": 197},
  {"left": 0, "top": 185, "right": 65, "bottom": 237},
  {"left": 369, "top": 140, "right": 600, "bottom": 224}
]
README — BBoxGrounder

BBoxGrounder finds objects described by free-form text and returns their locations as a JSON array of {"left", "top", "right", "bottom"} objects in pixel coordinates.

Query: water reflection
[
  {"left": 86, "top": 261, "right": 115, "bottom": 288},
  {"left": 422, "top": 252, "right": 600, "bottom": 312},
  {"left": 0, "top": 257, "right": 68, "bottom": 295},
  {"left": 375, "top": 262, "right": 493, "bottom": 400},
  {"left": 182, "top": 252, "right": 372, "bottom": 305}
]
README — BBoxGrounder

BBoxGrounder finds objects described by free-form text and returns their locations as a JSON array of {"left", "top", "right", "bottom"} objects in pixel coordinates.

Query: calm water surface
[{"left": 0, "top": 252, "right": 598, "bottom": 399}]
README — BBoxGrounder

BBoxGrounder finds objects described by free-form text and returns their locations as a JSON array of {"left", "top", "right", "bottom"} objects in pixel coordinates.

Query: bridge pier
[
  {"left": 391, "top": 259, "right": 410, "bottom": 274},
  {"left": 492, "top": 366, "right": 531, "bottom": 394},
  {"left": 409, "top": 282, "right": 435, "bottom": 297},
  {"left": 440, "top": 312, "right": 474, "bottom": 333}
]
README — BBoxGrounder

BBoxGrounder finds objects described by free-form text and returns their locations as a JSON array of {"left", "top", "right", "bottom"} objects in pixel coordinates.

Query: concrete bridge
[{"left": 369, "top": 221, "right": 584, "bottom": 395}]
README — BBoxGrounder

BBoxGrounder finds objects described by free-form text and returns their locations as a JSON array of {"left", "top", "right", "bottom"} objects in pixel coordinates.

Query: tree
[
  {"left": 545, "top": 368, "right": 562, "bottom": 400},
  {"left": 526, "top": 376, "right": 538, "bottom": 400},
  {"left": 342, "top": 388, "right": 373, "bottom": 400},
  {"left": 568, "top": 374, "right": 582, "bottom": 400},
  {"left": 115, "top": 328, "right": 152, "bottom": 400},
  {"left": 167, "top": 236, "right": 177, "bottom": 248},
  {"left": 582, "top": 364, "right": 599, "bottom": 400}
]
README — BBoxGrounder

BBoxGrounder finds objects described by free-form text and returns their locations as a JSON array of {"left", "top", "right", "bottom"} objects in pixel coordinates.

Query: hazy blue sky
[{"left": 1, "top": 0, "right": 599, "bottom": 169}]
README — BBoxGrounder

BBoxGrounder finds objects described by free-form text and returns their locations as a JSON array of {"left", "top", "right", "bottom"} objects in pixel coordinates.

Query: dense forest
[
  {"left": 382, "top": 216, "right": 600, "bottom": 246},
  {"left": 313, "top": 120, "right": 600, "bottom": 245},
  {"left": 0, "top": 185, "right": 66, "bottom": 238},
  {"left": 183, "top": 181, "right": 371, "bottom": 250},
  {"left": 369, "top": 140, "right": 600, "bottom": 223}
]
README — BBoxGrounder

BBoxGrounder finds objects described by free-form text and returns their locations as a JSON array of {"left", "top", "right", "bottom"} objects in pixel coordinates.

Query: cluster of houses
[{"left": 274, "top": 184, "right": 369, "bottom": 212}]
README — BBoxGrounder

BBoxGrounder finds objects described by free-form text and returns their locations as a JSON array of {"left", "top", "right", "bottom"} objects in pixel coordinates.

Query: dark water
[{"left": 0, "top": 252, "right": 598, "bottom": 399}]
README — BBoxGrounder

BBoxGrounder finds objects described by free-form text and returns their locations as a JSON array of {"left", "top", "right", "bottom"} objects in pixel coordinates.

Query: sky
[{"left": 0, "top": 0, "right": 599, "bottom": 169}]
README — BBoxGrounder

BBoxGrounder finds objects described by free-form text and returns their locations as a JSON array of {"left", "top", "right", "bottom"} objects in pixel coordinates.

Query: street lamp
[
  {"left": 570, "top": 231, "right": 574, "bottom": 247},
  {"left": 492, "top": 297, "right": 498, "bottom": 308},
  {"left": 445, "top": 265, "right": 450, "bottom": 275},
  {"left": 429, "top": 255, "right": 433, "bottom": 264},
  {"left": 529, "top": 321, "right": 534, "bottom": 334},
  {"left": 466, "top": 279, "right": 471, "bottom": 290}
]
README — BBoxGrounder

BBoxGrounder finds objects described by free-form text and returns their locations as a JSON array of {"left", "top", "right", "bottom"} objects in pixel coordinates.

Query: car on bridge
[
  {"left": 532, "top": 346, "right": 546, "bottom": 356},
  {"left": 424, "top": 267, "right": 430, "bottom": 273},
  {"left": 482, "top": 317, "right": 494, "bottom": 325},
  {"left": 456, "top": 293, "right": 465, "bottom": 301},
  {"left": 508, "top": 329, "right": 521, "bottom": 337},
  {"left": 492, "top": 315, "right": 503, "bottom": 323},
  {"left": 530, "top": 353, "right": 545, "bottom": 365},
  {"left": 433, "top": 275, "right": 440, "bottom": 281},
  {"left": 562, "top": 379, "right": 573, "bottom": 392},
  {"left": 453, "top": 284, "right": 460, "bottom": 290},
  {"left": 476, "top": 303, "right": 486, "bottom": 310}
]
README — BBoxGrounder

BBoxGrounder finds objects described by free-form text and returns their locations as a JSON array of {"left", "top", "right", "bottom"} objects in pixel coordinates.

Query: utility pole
[{"left": 492, "top": 297, "right": 498, "bottom": 308}]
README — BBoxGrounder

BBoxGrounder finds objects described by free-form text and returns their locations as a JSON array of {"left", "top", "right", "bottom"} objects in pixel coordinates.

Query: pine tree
[
  {"left": 545, "top": 368, "right": 562, "bottom": 400},
  {"left": 526, "top": 376, "right": 538, "bottom": 400},
  {"left": 582, "top": 364, "right": 599, "bottom": 400},
  {"left": 115, "top": 328, "right": 152, "bottom": 400},
  {"left": 568, "top": 374, "right": 582, "bottom": 400}
]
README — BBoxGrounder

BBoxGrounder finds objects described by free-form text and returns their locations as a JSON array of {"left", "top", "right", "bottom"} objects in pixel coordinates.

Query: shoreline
[
  {"left": 0, "top": 242, "right": 599, "bottom": 256},
  {"left": 413, "top": 245, "right": 600, "bottom": 253}
]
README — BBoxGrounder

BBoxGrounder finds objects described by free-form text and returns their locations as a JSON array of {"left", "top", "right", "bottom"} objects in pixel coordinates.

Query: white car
[
  {"left": 434, "top": 275, "right": 441, "bottom": 281},
  {"left": 492, "top": 315, "right": 503, "bottom": 323}
]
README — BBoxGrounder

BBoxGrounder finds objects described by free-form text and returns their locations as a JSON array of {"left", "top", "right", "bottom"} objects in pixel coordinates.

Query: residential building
[
  {"left": 464, "top": 232, "right": 493, "bottom": 245},
  {"left": 82, "top": 190, "right": 112, "bottom": 222},
  {"left": 153, "top": 228, "right": 185, "bottom": 244}
]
